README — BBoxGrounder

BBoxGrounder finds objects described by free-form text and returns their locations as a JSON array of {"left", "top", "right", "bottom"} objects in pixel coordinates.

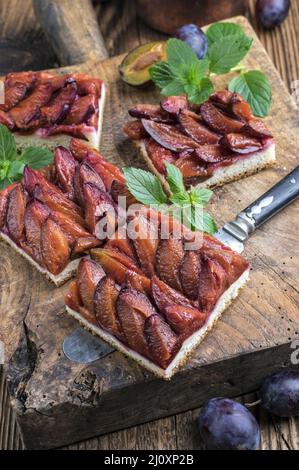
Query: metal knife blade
[{"left": 214, "top": 227, "right": 244, "bottom": 253}]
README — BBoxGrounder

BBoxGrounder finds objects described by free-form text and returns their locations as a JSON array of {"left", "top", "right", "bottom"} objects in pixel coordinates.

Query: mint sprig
[
  {"left": 124, "top": 163, "right": 217, "bottom": 235},
  {"left": 0, "top": 124, "right": 53, "bottom": 189},
  {"left": 150, "top": 22, "right": 272, "bottom": 117}
]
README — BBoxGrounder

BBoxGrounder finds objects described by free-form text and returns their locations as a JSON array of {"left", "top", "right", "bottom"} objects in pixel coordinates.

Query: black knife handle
[{"left": 241, "top": 166, "right": 299, "bottom": 228}]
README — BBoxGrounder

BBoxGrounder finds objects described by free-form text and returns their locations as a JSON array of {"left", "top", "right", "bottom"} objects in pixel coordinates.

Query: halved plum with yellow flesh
[
  {"left": 24, "top": 200, "right": 49, "bottom": 265},
  {"left": 119, "top": 41, "right": 167, "bottom": 87},
  {"left": 142, "top": 119, "right": 199, "bottom": 152},
  {"left": 40, "top": 217, "right": 70, "bottom": 275},
  {"left": 200, "top": 102, "right": 244, "bottom": 134},
  {"left": 116, "top": 288, "right": 156, "bottom": 357},
  {"left": 144, "top": 314, "right": 178, "bottom": 369},
  {"left": 127, "top": 214, "right": 158, "bottom": 277},
  {"left": 151, "top": 276, "right": 193, "bottom": 315},
  {"left": 91, "top": 248, "right": 143, "bottom": 285},
  {"left": 6, "top": 183, "right": 27, "bottom": 242},
  {"left": 179, "top": 109, "right": 220, "bottom": 145},
  {"left": 155, "top": 237, "right": 184, "bottom": 292},
  {"left": 164, "top": 305, "right": 207, "bottom": 335},
  {"left": 198, "top": 256, "right": 228, "bottom": 312},
  {"left": 94, "top": 275, "right": 125, "bottom": 341},
  {"left": 179, "top": 251, "right": 201, "bottom": 300},
  {"left": 77, "top": 258, "right": 105, "bottom": 314},
  {"left": 54, "top": 146, "right": 77, "bottom": 199}
]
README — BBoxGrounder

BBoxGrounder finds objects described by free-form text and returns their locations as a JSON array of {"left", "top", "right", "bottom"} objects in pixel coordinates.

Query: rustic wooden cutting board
[{"left": 1, "top": 16, "right": 298, "bottom": 449}]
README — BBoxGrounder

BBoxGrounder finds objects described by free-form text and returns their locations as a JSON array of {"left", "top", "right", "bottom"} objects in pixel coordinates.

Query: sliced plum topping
[
  {"left": 127, "top": 214, "right": 158, "bottom": 277},
  {"left": 110, "top": 179, "right": 137, "bottom": 207},
  {"left": 0, "top": 72, "right": 36, "bottom": 112},
  {"left": 24, "top": 200, "right": 50, "bottom": 265},
  {"left": 69, "top": 138, "right": 90, "bottom": 161},
  {"left": 65, "top": 280, "right": 82, "bottom": 312},
  {"left": 193, "top": 145, "right": 231, "bottom": 163},
  {"left": 105, "top": 229, "right": 135, "bottom": 259},
  {"left": 164, "top": 305, "right": 206, "bottom": 335},
  {"left": 116, "top": 288, "right": 156, "bottom": 358},
  {"left": 129, "top": 104, "right": 173, "bottom": 123},
  {"left": 0, "top": 110, "right": 15, "bottom": 130},
  {"left": 160, "top": 95, "right": 188, "bottom": 115},
  {"left": 179, "top": 251, "right": 201, "bottom": 300},
  {"left": 94, "top": 275, "right": 124, "bottom": 340},
  {"left": 72, "top": 236, "right": 101, "bottom": 255},
  {"left": 123, "top": 120, "right": 148, "bottom": 140},
  {"left": 221, "top": 133, "right": 262, "bottom": 154},
  {"left": 175, "top": 154, "right": 209, "bottom": 179},
  {"left": 179, "top": 109, "right": 220, "bottom": 144},
  {"left": 54, "top": 146, "right": 77, "bottom": 198},
  {"left": 84, "top": 153, "right": 125, "bottom": 191},
  {"left": 77, "top": 258, "right": 105, "bottom": 314},
  {"left": 125, "top": 270, "right": 151, "bottom": 295},
  {"left": 6, "top": 184, "right": 27, "bottom": 242},
  {"left": 198, "top": 256, "right": 228, "bottom": 312},
  {"left": 83, "top": 182, "right": 116, "bottom": 236},
  {"left": 141, "top": 119, "right": 199, "bottom": 152},
  {"left": 0, "top": 182, "right": 17, "bottom": 229},
  {"left": 9, "top": 82, "right": 54, "bottom": 129},
  {"left": 144, "top": 314, "right": 178, "bottom": 369},
  {"left": 151, "top": 276, "right": 193, "bottom": 315},
  {"left": 200, "top": 102, "right": 244, "bottom": 134},
  {"left": 40, "top": 217, "right": 70, "bottom": 275},
  {"left": 40, "top": 82, "right": 77, "bottom": 126},
  {"left": 155, "top": 237, "right": 184, "bottom": 292},
  {"left": 91, "top": 248, "right": 143, "bottom": 285},
  {"left": 144, "top": 139, "right": 177, "bottom": 175},
  {"left": 74, "top": 161, "right": 106, "bottom": 206},
  {"left": 242, "top": 118, "right": 273, "bottom": 138},
  {"left": 64, "top": 94, "right": 96, "bottom": 125}
]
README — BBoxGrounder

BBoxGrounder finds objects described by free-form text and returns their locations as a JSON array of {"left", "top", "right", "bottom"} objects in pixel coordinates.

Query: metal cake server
[{"left": 63, "top": 166, "right": 299, "bottom": 363}]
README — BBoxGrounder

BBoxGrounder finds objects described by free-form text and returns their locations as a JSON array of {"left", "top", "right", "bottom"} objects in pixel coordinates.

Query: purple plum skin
[
  {"left": 173, "top": 24, "right": 208, "bottom": 59},
  {"left": 256, "top": 0, "right": 290, "bottom": 29},
  {"left": 260, "top": 369, "right": 299, "bottom": 417},
  {"left": 197, "top": 398, "right": 260, "bottom": 450}
]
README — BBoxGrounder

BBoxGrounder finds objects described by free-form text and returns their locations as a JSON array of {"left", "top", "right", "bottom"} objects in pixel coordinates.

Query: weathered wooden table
[{"left": 0, "top": 0, "right": 299, "bottom": 450}]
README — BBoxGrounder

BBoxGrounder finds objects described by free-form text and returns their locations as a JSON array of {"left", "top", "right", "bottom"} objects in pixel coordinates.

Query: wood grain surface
[{"left": 0, "top": 0, "right": 299, "bottom": 451}]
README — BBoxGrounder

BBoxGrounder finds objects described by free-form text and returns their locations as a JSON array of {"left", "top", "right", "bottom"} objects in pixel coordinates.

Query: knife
[
  {"left": 215, "top": 166, "right": 299, "bottom": 252},
  {"left": 63, "top": 166, "right": 299, "bottom": 363}
]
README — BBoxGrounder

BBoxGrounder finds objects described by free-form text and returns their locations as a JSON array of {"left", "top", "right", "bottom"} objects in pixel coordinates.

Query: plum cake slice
[
  {"left": 124, "top": 90, "right": 275, "bottom": 191},
  {"left": 0, "top": 71, "right": 106, "bottom": 151},
  {"left": 65, "top": 207, "right": 250, "bottom": 379},
  {"left": 0, "top": 139, "right": 129, "bottom": 285}
]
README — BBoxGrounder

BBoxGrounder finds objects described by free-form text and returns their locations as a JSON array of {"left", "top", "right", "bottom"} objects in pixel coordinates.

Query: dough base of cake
[{"left": 66, "top": 268, "right": 250, "bottom": 379}]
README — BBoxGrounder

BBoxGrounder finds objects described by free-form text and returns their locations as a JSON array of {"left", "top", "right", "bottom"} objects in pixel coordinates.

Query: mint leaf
[
  {"left": 166, "top": 38, "right": 199, "bottom": 69},
  {"left": 207, "top": 34, "right": 252, "bottom": 75},
  {"left": 7, "top": 160, "right": 25, "bottom": 178},
  {"left": 150, "top": 61, "right": 176, "bottom": 89},
  {"left": 20, "top": 147, "right": 53, "bottom": 169},
  {"left": 206, "top": 22, "right": 245, "bottom": 45},
  {"left": 190, "top": 187, "right": 213, "bottom": 206},
  {"left": 161, "top": 79, "right": 186, "bottom": 97},
  {"left": 0, "top": 124, "right": 17, "bottom": 161},
  {"left": 202, "top": 212, "right": 218, "bottom": 234},
  {"left": 228, "top": 70, "right": 272, "bottom": 117},
  {"left": 170, "top": 192, "right": 190, "bottom": 207},
  {"left": 185, "top": 77, "right": 213, "bottom": 104},
  {"left": 166, "top": 163, "right": 185, "bottom": 194},
  {"left": 123, "top": 167, "right": 168, "bottom": 206}
]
